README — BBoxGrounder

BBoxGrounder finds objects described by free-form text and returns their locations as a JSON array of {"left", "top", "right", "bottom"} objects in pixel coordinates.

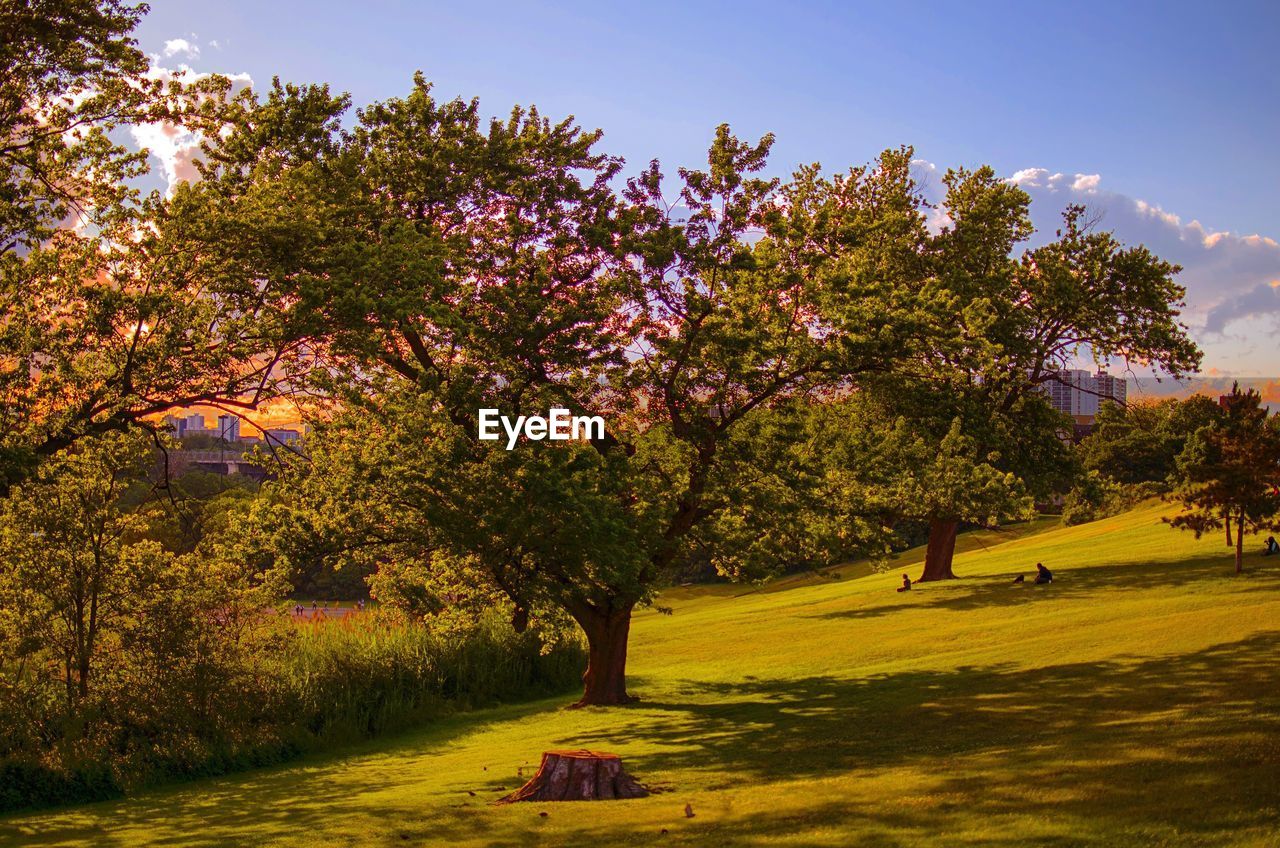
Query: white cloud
[
  {"left": 1070, "top": 174, "right": 1101, "bottom": 192},
  {"left": 1008, "top": 167, "right": 1050, "bottom": 187},
  {"left": 1007, "top": 168, "right": 1102, "bottom": 194},
  {"left": 130, "top": 64, "right": 254, "bottom": 196},
  {"left": 1007, "top": 170, "right": 1280, "bottom": 336},
  {"left": 130, "top": 120, "right": 202, "bottom": 192},
  {"left": 162, "top": 38, "right": 200, "bottom": 59},
  {"left": 914, "top": 160, "right": 1280, "bottom": 373}
]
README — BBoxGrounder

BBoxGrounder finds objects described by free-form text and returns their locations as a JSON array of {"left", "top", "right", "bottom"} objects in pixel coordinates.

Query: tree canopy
[{"left": 1168, "top": 386, "right": 1280, "bottom": 573}]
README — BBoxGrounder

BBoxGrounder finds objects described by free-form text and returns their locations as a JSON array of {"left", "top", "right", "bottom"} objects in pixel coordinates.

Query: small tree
[
  {"left": 1167, "top": 385, "right": 1280, "bottom": 573},
  {"left": 0, "top": 432, "right": 168, "bottom": 702}
]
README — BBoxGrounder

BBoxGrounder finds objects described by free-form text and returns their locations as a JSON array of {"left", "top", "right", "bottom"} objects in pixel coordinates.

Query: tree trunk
[
  {"left": 572, "top": 603, "right": 634, "bottom": 707},
  {"left": 917, "top": 517, "right": 960, "bottom": 582},
  {"left": 1226, "top": 512, "right": 1233, "bottom": 547},
  {"left": 498, "top": 750, "right": 648, "bottom": 803},
  {"left": 1235, "top": 511, "right": 1244, "bottom": 574}
]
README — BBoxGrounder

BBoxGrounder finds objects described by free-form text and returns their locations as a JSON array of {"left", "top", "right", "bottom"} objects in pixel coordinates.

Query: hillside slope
[{"left": 5, "top": 504, "right": 1279, "bottom": 847}]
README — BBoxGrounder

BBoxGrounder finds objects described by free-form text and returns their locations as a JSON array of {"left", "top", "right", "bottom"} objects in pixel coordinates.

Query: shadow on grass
[
  {"left": 571, "top": 631, "right": 1280, "bottom": 844},
  {"left": 4, "top": 633, "right": 1277, "bottom": 846},
  {"left": 810, "top": 553, "right": 1280, "bottom": 620},
  {"left": 5, "top": 556, "right": 1279, "bottom": 847},
  {"left": 0, "top": 695, "right": 569, "bottom": 848}
]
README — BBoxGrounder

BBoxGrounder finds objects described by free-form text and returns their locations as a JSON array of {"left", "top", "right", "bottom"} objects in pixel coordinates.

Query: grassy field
[{"left": 4, "top": 503, "right": 1279, "bottom": 847}]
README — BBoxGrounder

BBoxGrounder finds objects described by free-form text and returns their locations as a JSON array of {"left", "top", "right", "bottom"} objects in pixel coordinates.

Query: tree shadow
[
  {"left": 562, "top": 631, "right": 1280, "bottom": 843},
  {"left": 5, "top": 634, "right": 1277, "bottom": 846},
  {"left": 811, "top": 553, "right": 1280, "bottom": 620},
  {"left": 0, "top": 696, "right": 569, "bottom": 847}
]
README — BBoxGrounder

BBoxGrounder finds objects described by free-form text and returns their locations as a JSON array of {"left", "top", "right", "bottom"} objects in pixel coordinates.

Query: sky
[{"left": 132, "top": 0, "right": 1280, "bottom": 382}]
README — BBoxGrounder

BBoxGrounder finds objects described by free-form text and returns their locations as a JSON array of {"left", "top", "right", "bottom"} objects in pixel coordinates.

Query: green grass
[{"left": 4, "top": 503, "right": 1279, "bottom": 846}]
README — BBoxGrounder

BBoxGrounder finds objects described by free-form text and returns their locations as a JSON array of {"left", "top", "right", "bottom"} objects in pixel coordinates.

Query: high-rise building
[
  {"left": 164, "top": 413, "right": 218, "bottom": 439},
  {"left": 1093, "top": 371, "right": 1127, "bottom": 409},
  {"left": 217, "top": 414, "right": 241, "bottom": 443},
  {"left": 1042, "top": 369, "right": 1126, "bottom": 420},
  {"left": 182, "top": 413, "right": 213, "bottom": 437}
]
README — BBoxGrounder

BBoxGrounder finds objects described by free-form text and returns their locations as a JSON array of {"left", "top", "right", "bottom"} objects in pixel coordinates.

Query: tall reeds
[{"left": 285, "top": 610, "right": 585, "bottom": 741}]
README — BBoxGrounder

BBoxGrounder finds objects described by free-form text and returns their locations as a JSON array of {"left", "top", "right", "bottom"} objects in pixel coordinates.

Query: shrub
[{"left": 0, "top": 609, "right": 584, "bottom": 813}]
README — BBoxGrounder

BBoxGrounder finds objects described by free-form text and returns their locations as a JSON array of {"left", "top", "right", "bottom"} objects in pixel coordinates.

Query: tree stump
[{"left": 497, "top": 750, "right": 648, "bottom": 802}]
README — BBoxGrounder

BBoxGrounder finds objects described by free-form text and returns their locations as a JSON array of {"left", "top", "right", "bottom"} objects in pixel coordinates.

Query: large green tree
[
  {"left": 882, "top": 167, "right": 1202, "bottom": 581},
  {"left": 187, "top": 78, "right": 935, "bottom": 705}
]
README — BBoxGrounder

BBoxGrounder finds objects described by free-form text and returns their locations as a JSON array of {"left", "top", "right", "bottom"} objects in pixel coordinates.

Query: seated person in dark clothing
[
  {"left": 1034, "top": 563, "right": 1053, "bottom": 584},
  {"left": 1265, "top": 536, "right": 1279, "bottom": 556},
  {"left": 897, "top": 574, "right": 912, "bottom": 592}
]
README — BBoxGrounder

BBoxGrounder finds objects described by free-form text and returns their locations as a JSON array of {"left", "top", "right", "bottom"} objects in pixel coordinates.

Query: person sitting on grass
[
  {"left": 897, "top": 574, "right": 912, "bottom": 593},
  {"left": 1264, "top": 536, "right": 1279, "bottom": 556},
  {"left": 1034, "top": 563, "right": 1053, "bottom": 584}
]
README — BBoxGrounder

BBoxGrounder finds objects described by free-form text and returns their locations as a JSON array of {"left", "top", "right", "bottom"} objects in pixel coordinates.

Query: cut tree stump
[{"left": 497, "top": 750, "right": 649, "bottom": 802}]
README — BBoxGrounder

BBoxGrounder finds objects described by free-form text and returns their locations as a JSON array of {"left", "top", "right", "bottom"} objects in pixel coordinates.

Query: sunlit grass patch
[{"left": 4, "top": 505, "right": 1278, "bottom": 846}]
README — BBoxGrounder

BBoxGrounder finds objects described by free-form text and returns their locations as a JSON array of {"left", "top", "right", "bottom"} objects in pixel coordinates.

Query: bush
[
  {"left": 1063, "top": 474, "right": 1165, "bottom": 526},
  {"left": 0, "top": 610, "right": 584, "bottom": 813},
  {"left": 0, "top": 433, "right": 586, "bottom": 813}
]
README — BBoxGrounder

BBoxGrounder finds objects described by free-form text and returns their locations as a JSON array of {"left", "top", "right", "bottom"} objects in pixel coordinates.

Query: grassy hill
[{"left": 4, "top": 503, "right": 1279, "bottom": 846}]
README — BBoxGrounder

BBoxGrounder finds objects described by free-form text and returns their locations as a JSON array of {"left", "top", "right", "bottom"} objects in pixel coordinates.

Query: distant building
[
  {"left": 217, "top": 414, "right": 241, "bottom": 443},
  {"left": 264, "top": 428, "right": 301, "bottom": 446},
  {"left": 165, "top": 412, "right": 215, "bottom": 438},
  {"left": 1043, "top": 369, "right": 1127, "bottom": 419}
]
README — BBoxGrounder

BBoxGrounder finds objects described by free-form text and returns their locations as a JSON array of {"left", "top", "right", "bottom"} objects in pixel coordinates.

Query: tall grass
[
  {"left": 285, "top": 611, "right": 586, "bottom": 742},
  {"left": 0, "top": 611, "right": 585, "bottom": 813}
]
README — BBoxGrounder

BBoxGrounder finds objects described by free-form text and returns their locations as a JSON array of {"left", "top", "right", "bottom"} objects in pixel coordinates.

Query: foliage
[
  {"left": 1060, "top": 472, "right": 1164, "bottom": 526},
  {"left": 185, "top": 77, "right": 955, "bottom": 703},
  {"left": 1, "top": 0, "right": 152, "bottom": 251},
  {"left": 0, "top": 434, "right": 583, "bottom": 812},
  {"left": 0, "top": 430, "right": 168, "bottom": 701},
  {"left": 1078, "top": 396, "right": 1222, "bottom": 488},
  {"left": 0, "top": 0, "right": 306, "bottom": 491},
  {"left": 831, "top": 399, "right": 1036, "bottom": 531},
  {"left": 1166, "top": 385, "right": 1280, "bottom": 572},
  {"left": 286, "top": 610, "right": 584, "bottom": 742},
  {"left": 809, "top": 165, "right": 1200, "bottom": 580}
]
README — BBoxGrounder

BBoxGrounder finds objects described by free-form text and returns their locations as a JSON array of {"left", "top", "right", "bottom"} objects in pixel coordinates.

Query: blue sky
[{"left": 134, "top": 1, "right": 1280, "bottom": 378}]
